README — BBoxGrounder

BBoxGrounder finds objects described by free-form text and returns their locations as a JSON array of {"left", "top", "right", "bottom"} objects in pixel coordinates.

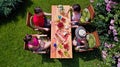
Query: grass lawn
[{"left": 0, "top": 0, "right": 107, "bottom": 67}]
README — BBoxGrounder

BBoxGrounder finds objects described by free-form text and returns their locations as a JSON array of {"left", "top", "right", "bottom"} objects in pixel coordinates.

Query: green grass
[{"left": 0, "top": 0, "right": 107, "bottom": 67}]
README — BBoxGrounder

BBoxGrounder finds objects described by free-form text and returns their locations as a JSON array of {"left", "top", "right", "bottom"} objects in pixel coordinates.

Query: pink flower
[
  {"left": 108, "top": 30, "right": 111, "bottom": 34},
  {"left": 113, "top": 32, "right": 118, "bottom": 36},
  {"left": 109, "top": 44, "right": 115, "bottom": 48},
  {"left": 105, "top": 0, "right": 109, "bottom": 3},
  {"left": 113, "top": 29, "right": 118, "bottom": 36},
  {"left": 110, "top": 19, "right": 115, "bottom": 25},
  {"left": 104, "top": 42, "right": 110, "bottom": 48},
  {"left": 111, "top": 44, "right": 115, "bottom": 47},
  {"left": 114, "top": 36, "right": 118, "bottom": 41},
  {"left": 104, "top": 42, "right": 115, "bottom": 48},
  {"left": 106, "top": 4, "right": 111, "bottom": 12},
  {"left": 113, "top": 29, "right": 117, "bottom": 33},
  {"left": 105, "top": 0, "right": 117, "bottom": 12},
  {"left": 118, "top": 58, "right": 120, "bottom": 67},
  {"left": 102, "top": 50, "right": 107, "bottom": 59},
  {"left": 104, "top": 42, "right": 108, "bottom": 46},
  {"left": 109, "top": 25, "right": 114, "bottom": 30}
]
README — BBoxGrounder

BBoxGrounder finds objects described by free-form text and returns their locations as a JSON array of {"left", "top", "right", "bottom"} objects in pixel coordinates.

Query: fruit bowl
[{"left": 57, "top": 22, "right": 64, "bottom": 29}]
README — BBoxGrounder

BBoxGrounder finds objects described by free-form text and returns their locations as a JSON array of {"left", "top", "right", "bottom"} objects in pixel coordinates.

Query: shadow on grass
[
  {"left": 78, "top": 49, "right": 102, "bottom": 61},
  {"left": 58, "top": 51, "right": 80, "bottom": 67},
  {"left": 41, "top": 52, "right": 80, "bottom": 67},
  {"left": 41, "top": 49, "right": 102, "bottom": 67},
  {"left": 59, "top": 49, "right": 102, "bottom": 67},
  {"left": 0, "top": 0, "right": 33, "bottom": 26},
  {"left": 41, "top": 53, "right": 55, "bottom": 63}
]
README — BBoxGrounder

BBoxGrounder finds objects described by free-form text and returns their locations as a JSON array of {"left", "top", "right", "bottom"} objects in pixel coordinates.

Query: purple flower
[
  {"left": 113, "top": 29, "right": 118, "bottom": 36},
  {"left": 102, "top": 50, "right": 107, "bottom": 59},
  {"left": 113, "top": 29, "right": 117, "bottom": 33},
  {"left": 108, "top": 30, "right": 111, "bottom": 34},
  {"left": 105, "top": 0, "right": 109, "bottom": 3},
  {"left": 113, "top": 32, "right": 118, "bottom": 36},
  {"left": 110, "top": 19, "right": 115, "bottom": 25},
  {"left": 104, "top": 42, "right": 115, "bottom": 48},
  {"left": 104, "top": 42, "right": 108, "bottom": 46},
  {"left": 105, "top": 0, "right": 117, "bottom": 12},
  {"left": 109, "top": 25, "right": 114, "bottom": 30},
  {"left": 118, "top": 58, "right": 120, "bottom": 61},
  {"left": 104, "top": 42, "right": 110, "bottom": 48},
  {"left": 106, "top": 4, "right": 111, "bottom": 12},
  {"left": 114, "top": 36, "right": 118, "bottom": 41},
  {"left": 111, "top": 44, "right": 115, "bottom": 48},
  {"left": 118, "top": 58, "right": 120, "bottom": 67},
  {"left": 109, "top": 44, "right": 115, "bottom": 48}
]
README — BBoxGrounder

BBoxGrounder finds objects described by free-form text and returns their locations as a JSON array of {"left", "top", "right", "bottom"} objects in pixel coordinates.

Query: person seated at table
[
  {"left": 73, "top": 26, "right": 89, "bottom": 52},
  {"left": 23, "top": 34, "right": 51, "bottom": 53},
  {"left": 32, "top": 7, "right": 51, "bottom": 31},
  {"left": 66, "top": 4, "right": 81, "bottom": 26}
]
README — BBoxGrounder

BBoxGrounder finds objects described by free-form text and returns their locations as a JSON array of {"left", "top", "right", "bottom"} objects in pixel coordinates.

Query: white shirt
[{"left": 72, "top": 13, "right": 81, "bottom": 21}]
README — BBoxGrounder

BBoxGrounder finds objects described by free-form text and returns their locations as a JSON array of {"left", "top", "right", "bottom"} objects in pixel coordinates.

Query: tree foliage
[{"left": 0, "top": 0, "right": 23, "bottom": 17}]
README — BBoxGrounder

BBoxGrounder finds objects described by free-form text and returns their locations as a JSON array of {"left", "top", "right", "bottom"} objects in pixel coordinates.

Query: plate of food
[{"left": 75, "top": 26, "right": 87, "bottom": 39}]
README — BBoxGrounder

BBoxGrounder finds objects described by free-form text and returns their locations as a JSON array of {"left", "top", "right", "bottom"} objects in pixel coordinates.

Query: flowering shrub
[{"left": 91, "top": 0, "right": 120, "bottom": 66}]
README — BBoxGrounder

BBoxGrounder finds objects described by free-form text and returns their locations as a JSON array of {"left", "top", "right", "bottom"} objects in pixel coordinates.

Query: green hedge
[{"left": 0, "top": 0, "right": 23, "bottom": 17}]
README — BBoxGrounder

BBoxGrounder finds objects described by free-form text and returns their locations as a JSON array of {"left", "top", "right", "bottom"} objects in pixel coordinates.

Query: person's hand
[
  {"left": 64, "top": 13, "right": 68, "bottom": 17},
  {"left": 34, "top": 28, "right": 39, "bottom": 31},
  {"left": 72, "top": 25, "right": 79, "bottom": 28},
  {"left": 50, "top": 21, "right": 52, "bottom": 24},
  {"left": 44, "top": 28, "right": 50, "bottom": 31}
]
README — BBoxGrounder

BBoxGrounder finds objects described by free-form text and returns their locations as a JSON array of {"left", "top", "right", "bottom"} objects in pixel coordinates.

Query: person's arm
[
  {"left": 44, "top": 12, "right": 51, "bottom": 16},
  {"left": 65, "top": 6, "right": 72, "bottom": 16},
  {"left": 72, "top": 25, "right": 79, "bottom": 28},
  {"left": 35, "top": 26, "right": 50, "bottom": 31},
  {"left": 71, "top": 20, "right": 79, "bottom": 23}
]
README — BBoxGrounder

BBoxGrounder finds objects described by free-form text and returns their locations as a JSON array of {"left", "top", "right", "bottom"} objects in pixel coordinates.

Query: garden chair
[
  {"left": 24, "top": 34, "right": 50, "bottom": 54},
  {"left": 73, "top": 31, "right": 100, "bottom": 52},
  {"left": 79, "top": 4, "right": 95, "bottom": 24},
  {"left": 26, "top": 12, "right": 40, "bottom": 31},
  {"left": 26, "top": 12, "right": 51, "bottom": 32},
  {"left": 87, "top": 4, "right": 95, "bottom": 20}
]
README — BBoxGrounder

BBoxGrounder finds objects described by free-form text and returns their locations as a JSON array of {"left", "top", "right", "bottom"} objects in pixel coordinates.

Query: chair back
[
  {"left": 23, "top": 34, "right": 48, "bottom": 54},
  {"left": 24, "top": 43, "right": 29, "bottom": 50},
  {"left": 26, "top": 12, "right": 34, "bottom": 29},
  {"left": 87, "top": 4, "right": 95, "bottom": 20},
  {"left": 92, "top": 31, "right": 100, "bottom": 48}
]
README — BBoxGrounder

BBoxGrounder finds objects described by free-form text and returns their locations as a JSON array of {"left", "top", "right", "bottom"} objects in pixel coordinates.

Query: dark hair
[
  {"left": 34, "top": 7, "right": 43, "bottom": 14},
  {"left": 23, "top": 34, "right": 32, "bottom": 44},
  {"left": 72, "top": 4, "right": 81, "bottom": 12}
]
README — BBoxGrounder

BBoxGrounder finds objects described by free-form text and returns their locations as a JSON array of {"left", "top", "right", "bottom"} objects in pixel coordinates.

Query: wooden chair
[
  {"left": 26, "top": 12, "right": 33, "bottom": 29},
  {"left": 87, "top": 4, "right": 95, "bottom": 20},
  {"left": 26, "top": 12, "right": 39, "bottom": 31},
  {"left": 79, "top": 4, "right": 95, "bottom": 24},
  {"left": 26, "top": 12, "right": 51, "bottom": 32},
  {"left": 73, "top": 31, "right": 100, "bottom": 52},
  {"left": 24, "top": 34, "right": 50, "bottom": 54}
]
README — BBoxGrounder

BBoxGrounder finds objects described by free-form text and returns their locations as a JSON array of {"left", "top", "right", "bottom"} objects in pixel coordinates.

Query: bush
[
  {"left": 0, "top": 0, "right": 23, "bottom": 17},
  {"left": 92, "top": 0, "right": 120, "bottom": 66}
]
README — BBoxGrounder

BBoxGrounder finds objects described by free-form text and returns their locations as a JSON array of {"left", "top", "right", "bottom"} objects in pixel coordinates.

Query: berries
[{"left": 57, "top": 22, "right": 64, "bottom": 28}]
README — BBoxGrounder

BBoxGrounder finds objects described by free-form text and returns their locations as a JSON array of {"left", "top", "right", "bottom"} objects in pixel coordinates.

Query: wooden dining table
[{"left": 50, "top": 5, "right": 73, "bottom": 58}]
